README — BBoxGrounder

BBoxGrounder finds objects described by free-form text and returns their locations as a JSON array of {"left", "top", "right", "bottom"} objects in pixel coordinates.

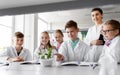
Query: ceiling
[
  {"left": 38, "top": 4, "right": 120, "bottom": 29},
  {"left": 0, "top": 0, "right": 72, "bottom": 9},
  {"left": 0, "top": 0, "right": 120, "bottom": 29}
]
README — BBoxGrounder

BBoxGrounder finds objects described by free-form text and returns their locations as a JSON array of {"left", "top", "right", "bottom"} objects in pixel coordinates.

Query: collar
[{"left": 69, "top": 38, "right": 79, "bottom": 43}]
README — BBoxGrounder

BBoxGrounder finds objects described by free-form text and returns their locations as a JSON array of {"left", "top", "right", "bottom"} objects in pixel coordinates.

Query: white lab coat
[
  {"left": 58, "top": 39, "right": 90, "bottom": 62},
  {"left": 84, "top": 25, "right": 104, "bottom": 62},
  {"left": 0, "top": 46, "right": 32, "bottom": 62},
  {"left": 99, "top": 35, "right": 120, "bottom": 63},
  {"left": 98, "top": 35, "right": 120, "bottom": 75}
]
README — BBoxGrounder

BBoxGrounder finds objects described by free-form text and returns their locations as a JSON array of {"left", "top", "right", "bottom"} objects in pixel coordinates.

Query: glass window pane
[
  {"left": 38, "top": 19, "right": 48, "bottom": 46},
  {"left": 15, "top": 15, "right": 24, "bottom": 32},
  {"left": 0, "top": 16, "right": 12, "bottom": 27},
  {"left": 0, "top": 16, "right": 12, "bottom": 51}
]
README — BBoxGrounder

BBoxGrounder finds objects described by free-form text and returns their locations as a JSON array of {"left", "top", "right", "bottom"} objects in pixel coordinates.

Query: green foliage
[{"left": 38, "top": 48, "right": 52, "bottom": 59}]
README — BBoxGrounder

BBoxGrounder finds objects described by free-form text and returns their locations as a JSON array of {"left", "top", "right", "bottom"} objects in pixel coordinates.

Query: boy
[
  {"left": 0, "top": 32, "right": 32, "bottom": 62},
  {"left": 55, "top": 20, "right": 90, "bottom": 62}
]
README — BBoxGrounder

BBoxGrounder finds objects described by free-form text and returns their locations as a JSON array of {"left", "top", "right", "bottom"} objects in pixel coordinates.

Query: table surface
[{"left": 0, "top": 62, "right": 120, "bottom": 75}]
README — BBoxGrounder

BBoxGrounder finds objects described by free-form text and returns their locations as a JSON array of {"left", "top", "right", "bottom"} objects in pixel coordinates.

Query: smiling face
[
  {"left": 12, "top": 37, "right": 24, "bottom": 47},
  {"left": 66, "top": 27, "right": 79, "bottom": 41},
  {"left": 40, "top": 32, "right": 50, "bottom": 46},
  {"left": 54, "top": 32, "right": 63, "bottom": 44},
  {"left": 91, "top": 10, "right": 103, "bottom": 25},
  {"left": 65, "top": 20, "right": 79, "bottom": 41}
]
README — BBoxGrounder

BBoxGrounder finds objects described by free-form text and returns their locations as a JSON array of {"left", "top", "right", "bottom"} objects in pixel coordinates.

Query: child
[
  {"left": 34, "top": 31, "right": 56, "bottom": 61},
  {"left": 55, "top": 20, "right": 90, "bottom": 62},
  {"left": 99, "top": 19, "right": 120, "bottom": 75},
  {"left": 53, "top": 29, "right": 64, "bottom": 51},
  {"left": 0, "top": 32, "right": 32, "bottom": 62}
]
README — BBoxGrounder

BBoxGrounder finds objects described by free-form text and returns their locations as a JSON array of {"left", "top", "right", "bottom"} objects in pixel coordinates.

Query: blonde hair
[
  {"left": 105, "top": 19, "right": 120, "bottom": 35},
  {"left": 40, "top": 31, "right": 52, "bottom": 48}
]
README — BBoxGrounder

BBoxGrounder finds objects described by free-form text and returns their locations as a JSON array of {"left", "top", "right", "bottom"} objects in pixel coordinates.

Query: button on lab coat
[
  {"left": 0, "top": 46, "right": 32, "bottom": 62},
  {"left": 58, "top": 39, "right": 90, "bottom": 62}
]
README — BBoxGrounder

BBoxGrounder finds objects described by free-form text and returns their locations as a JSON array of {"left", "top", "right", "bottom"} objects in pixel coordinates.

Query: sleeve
[
  {"left": 113, "top": 41, "right": 120, "bottom": 63},
  {"left": 58, "top": 42, "right": 68, "bottom": 62},
  {"left": 0, "top": 47, "right": 9, "bottom": 62},
  {"left": 83, "top": 43, "right": 92, "bottom": 62},
  {"left": 25, "top": 49, "right": 32, "bottom": 61},
  {"left": 84, "top": 28, "right": 91, "bottom": 46},
  {"left": 85, "top": 45, "right": 104, "bottom": 62},
  {"left": 33, "top": 48, "right": 39, "bottom": 60}
]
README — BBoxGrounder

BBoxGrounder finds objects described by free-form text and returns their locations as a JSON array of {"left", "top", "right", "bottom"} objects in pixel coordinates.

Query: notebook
[{"left": 60, "top": 61, "right": 98, "bottom": 66}]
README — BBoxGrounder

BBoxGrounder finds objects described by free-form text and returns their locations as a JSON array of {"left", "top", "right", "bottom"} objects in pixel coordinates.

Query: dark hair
[
  {"left": 14, "top": 32, "right": 24, "bottom": 38},
  {"left": 65, "top": 20, "right": 78, "bottom": 30},
  {"left": 41, "top": 31, "right": 52, "bottom": 48},
  {"left": 91, "top": 8, "right": 103, "bottom": 15},
  {"left": 105, "top": 19, "right": 120, "bottom": 35},
  {"left": 55, "top": 29, "right": 64, "bottom": 37}
]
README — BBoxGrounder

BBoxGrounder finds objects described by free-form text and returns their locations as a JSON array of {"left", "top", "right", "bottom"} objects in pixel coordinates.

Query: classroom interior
[{"left": 0, "top": 0, "right": 120, "bottom": 56}]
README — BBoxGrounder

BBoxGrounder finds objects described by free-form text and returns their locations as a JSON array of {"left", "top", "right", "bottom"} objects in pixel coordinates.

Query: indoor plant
[{"left": 38, "top": 47, "right": 53, "bottom": 66}]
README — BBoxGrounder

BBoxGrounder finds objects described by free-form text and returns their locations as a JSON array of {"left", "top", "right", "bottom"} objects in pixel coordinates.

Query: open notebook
[
  {"left": 60, "top": 61, "right": 98, "bottom": 66},
  {"left": 20, "top": 61, "right": 40, "bottom": 65}
]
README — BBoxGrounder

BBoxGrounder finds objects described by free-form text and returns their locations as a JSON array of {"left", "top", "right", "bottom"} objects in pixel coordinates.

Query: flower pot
[{"left": 40, "top": 59, "right": 53, "bottom": 67}]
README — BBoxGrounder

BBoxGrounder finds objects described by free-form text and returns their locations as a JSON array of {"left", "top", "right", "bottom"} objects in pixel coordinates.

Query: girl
[
  {"left": 99, "top": 19, "right": 120, "bottom": 75},
  {"left": 54, "top": 29, "right": 64, "bottom": 51},
  {"left": 34, "top": 31, "right": 56, "bottom": 61}
]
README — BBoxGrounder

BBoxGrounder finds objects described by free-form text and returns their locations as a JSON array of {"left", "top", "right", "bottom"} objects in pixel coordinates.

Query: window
[
  {"left": 0, "top": 16, "right": 12, "bottom": 51},
  {"left": 14, "top": 15, "right": 24, "bottom": 32},
  {"left": 37, "top": 16, "right": 49, "bottom": 46}
]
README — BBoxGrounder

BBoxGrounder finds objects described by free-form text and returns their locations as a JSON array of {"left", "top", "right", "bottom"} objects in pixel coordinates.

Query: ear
[
  {"left": 116, "top": 29, "right": 120, "bottom": 35},
  {"left": 101, "top": 14, "right": 103, "bottom": 19},
  {"left": 77, "top": 28, "right": 80, "bottom": 32}
]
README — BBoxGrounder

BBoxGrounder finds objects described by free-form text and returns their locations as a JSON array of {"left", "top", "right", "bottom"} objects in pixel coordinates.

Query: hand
[
  {"left": 90, "top": 40, "right": 103, "bottom": 45},
  {"left": 7, "top": 56, "right": 24, "bottom": 62},
  {"left": 54, "top": 53, "right": 64, "bottom": 61}
]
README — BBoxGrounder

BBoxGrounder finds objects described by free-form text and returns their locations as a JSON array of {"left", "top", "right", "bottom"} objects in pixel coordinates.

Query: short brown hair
[
  {"left": 91, "top": 8, "right": 103, "bottom": 15},
  {"left": 65, "top": 20, "right": 78, "bottom": 30},
  {"left": 14, "top": 32, "right": 24, "bottom": 38}
]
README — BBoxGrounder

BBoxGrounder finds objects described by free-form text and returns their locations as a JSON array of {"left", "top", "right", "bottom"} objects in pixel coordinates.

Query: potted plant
[{"left": 38, "top": 47, "right": 53, "bottom": 67}]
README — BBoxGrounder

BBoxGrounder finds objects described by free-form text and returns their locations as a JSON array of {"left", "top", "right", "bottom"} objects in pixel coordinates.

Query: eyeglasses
[{"left": 101, "top": 29, "right": 118, "bottom": 34}]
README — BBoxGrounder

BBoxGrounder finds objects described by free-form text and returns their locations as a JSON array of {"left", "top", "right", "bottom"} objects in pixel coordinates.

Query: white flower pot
[{"left": 40, "top": 59, "right": 53, "bottom": 67}]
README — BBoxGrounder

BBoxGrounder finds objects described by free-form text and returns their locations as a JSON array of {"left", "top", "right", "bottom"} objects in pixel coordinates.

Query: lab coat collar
[
  {"left": 12, "top": 45, "right": 25, "bottom": 56},
  {"left": 110, "top": 35, "right": 120, "bottom": 46},
  {"left": 69, "top": 37, "right": 79, "bottom": 43}
]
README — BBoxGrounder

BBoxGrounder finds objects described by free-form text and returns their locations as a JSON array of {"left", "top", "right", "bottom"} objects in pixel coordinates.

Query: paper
[
  {"left": 80, "top": 62, "right": 98, "bottom": 66},
  {"left": 60, "top": 61, "right": 79, "bottom": 66},
  {"left": 20, "top": 61, "right": 40, "bottom": 65},
  {"left": 60, "top": 61, "right": 98, "bottom": 68}
]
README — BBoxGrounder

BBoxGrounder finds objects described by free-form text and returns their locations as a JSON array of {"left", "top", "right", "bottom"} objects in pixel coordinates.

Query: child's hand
[
  {"left": 16, "top": 56, "right": 24, "bottom": 61},
  {"left": 7, "top": 56, "right": 24, "bottom": 62},
  {"left": 90, "top": 40, "right": 103, "bottom": 45},
  {"left": 54, "top": 53, "right": 64, "bottom": 61}
]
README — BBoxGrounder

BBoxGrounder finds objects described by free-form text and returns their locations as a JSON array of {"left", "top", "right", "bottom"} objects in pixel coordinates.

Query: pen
[{"left": 90, "top": 64, "right": 97, "bottom": 70}]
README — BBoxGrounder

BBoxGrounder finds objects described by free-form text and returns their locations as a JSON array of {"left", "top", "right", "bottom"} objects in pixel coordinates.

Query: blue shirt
[{"left": 69, "top": 38, "right": 79, "bottom": 50}]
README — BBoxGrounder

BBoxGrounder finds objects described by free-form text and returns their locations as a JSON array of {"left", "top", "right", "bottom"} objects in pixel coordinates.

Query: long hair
[{"left": 40, "top": 31, "right": 52, "bottom": 49}]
